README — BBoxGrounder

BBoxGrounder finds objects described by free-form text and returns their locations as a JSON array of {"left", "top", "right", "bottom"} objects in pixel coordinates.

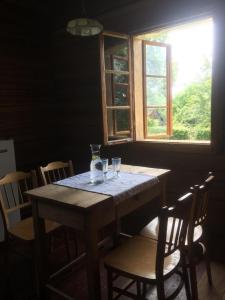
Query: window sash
[
  {"left": 143, "top": 40, "right": 172, "bottom": 138},
  {"left": 100, "top": 32, "right": 133, "bottom": 144}
]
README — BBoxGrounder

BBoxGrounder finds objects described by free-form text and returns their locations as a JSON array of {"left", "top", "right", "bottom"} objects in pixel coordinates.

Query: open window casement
[{"left": 100, "top": 32, "right": 134, "bottom": 145}]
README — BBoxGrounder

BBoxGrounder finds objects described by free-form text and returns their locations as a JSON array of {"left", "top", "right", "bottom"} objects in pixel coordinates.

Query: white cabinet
[
  {"left": 0, "top": 139, "right": 16, "bottom": 176},
  {"left": 0, "top": 139, "right": 16, "bottom": 240}
]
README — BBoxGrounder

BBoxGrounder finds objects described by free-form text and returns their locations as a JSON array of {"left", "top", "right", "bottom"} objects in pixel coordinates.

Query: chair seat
[
  {"left": 104, "top": 236, "right": 180, "bottom": 280},
  {"left": 140, "top": 217, "right": 203, "bottom": 245},
  {"left": 9, "top": 217, "right": 60, "bottom": 241}
]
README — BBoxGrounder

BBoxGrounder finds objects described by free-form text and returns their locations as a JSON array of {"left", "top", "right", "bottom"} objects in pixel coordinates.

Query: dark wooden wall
[
  {"left": 51, "top": 34, "right": 103, "bottom": 171},
  {"left": 0, "top": 2, "right": 59, "bottom": 170}
]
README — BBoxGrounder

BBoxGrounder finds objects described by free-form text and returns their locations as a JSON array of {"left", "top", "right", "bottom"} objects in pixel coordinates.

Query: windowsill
[{"left": 134, "top": 139, "right": 211, "bottom": 153}]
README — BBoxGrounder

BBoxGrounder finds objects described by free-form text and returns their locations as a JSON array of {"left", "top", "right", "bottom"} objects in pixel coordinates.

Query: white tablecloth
[{"left": 54, "top": 171, "right": 159, "bottom": 203}]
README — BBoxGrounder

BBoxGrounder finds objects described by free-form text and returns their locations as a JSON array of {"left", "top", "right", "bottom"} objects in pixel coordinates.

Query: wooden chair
[
  {"left": 0, "top": 191, "right": 9, "bottom": 299},
  {"left": 139, "top": 172, "right": 214, "bottom": 299},
  {"left": 39, "top": 160, "right": 78, "bottom": 256},
  {"left": 186, "top": 173, "right": 214, "bottom": 300},
  {"left": 0, "top": 170, "right": 61, "bottom": 296},
  {"left": 104, "top": 192, "right": 193, "bottom": 300},
  {"left": 39, "top": 160, "right": 74, "bottom": 185},
  {"left": 0, "top": 170, "right": 61, "bottom": 240}
]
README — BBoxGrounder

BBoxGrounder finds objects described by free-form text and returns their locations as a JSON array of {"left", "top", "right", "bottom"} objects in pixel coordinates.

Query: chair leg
[
  {"left": 156, "top": 279, "right": 165, "bottom": 300},
  {"left": 107, "top": 269, "right": 113, "bottom": 300},
  {"left": 181, "top": 254, "right": 192, "bottom": 300},
  {"left": 142, "top": 282, "right": 147, "bottom": 297},
  {"left": 48, "top": 234, "right": 54, "bottom": 253},
  {"left": 204, "top": 246, "right": 212, "bottom": 286},
  {"left": 32, "top": 243, "right": 48, "bottom": 300},
  {"left": 137, "top": 280, "right": 141, "bottom": 298},
  {"left": 62, "top": 227, "right": 71, "bottom": 262},
  {"left": 32, "top": 243, "right": 42, "bottom": 299},
  {"left": 3, "top": 244, "right": 11, "bottom": 300},
  {"left": 189, "top": 259, "right": 198, "bottom": 300},
  {"left": 73, "top": 232, "right": 79, "bottom": 257},
  {"left": 201, "top": 238, "right": 213, "bottom": 286}
]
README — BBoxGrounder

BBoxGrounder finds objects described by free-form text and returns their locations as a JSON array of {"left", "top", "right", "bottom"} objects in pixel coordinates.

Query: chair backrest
[
  {"left": 0, "top": 170, "right": 38, "bottom": 228},
  {"left": 0, "top": 196, "right": 8, "bottom": 242},
  {"left": 39, "top": 160, "right": 74, "bottom": 185},
  {"left": 156, "top": 192, "right": 193, "bottom": 276},
  {"left": 187, "top": 172, "right": 214, "bottom": 245}
]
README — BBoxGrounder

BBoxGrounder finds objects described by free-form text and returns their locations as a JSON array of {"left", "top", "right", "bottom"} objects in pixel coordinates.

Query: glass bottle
[{"left": 90, "top": 144, "right": 103, "bottom": 184}]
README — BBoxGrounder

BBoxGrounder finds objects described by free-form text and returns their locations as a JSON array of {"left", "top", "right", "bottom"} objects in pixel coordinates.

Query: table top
[
  {"left": 120, "top": 164, "right": 170, "bottom": 178},
  {"left": 26, "top": 164, "right": 170, "bottom": 211}
]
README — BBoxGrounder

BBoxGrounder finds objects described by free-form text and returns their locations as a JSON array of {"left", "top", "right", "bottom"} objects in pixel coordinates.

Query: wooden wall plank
[{"left": 0, "top": 3, "right": 61, "bottom": 170}]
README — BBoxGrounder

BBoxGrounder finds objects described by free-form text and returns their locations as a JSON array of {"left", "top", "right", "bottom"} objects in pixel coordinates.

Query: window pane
[
  {"left": 113, "top": 57, "right": 128, "bottom": 71},
  {"left": 114, "top": 84, "right": 129, "bottom": 105},
  {"left": 146, "top": 45, "right": 166, "bottom": 76},
  {"left": 114, "top": 74, "right": 129, "bottom": 84},
  {"left": 115, "top": 110, "right": 130, "bottom": 131},
  {"left": 104, "top": 36, "right": 128, "bottom": 71},
  {"left": 147, "top": 108, "right": 167, "bottom": 135},
  {"left": 105, "top": 74, "right": 129, "bottom": 106},
  {"left": 107, "top": 109, "right": 131, "bottom": 140},
  {"left": 146, "top": 77, "right": 167, "bottom": 106},
  {"left": 105, "top": 74, "right": 113, "bottom": 106}
]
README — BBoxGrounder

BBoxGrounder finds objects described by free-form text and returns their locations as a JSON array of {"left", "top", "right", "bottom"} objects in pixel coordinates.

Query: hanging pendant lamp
[{"left": 66, "top": 0, "right": 103, "bottom": 36}]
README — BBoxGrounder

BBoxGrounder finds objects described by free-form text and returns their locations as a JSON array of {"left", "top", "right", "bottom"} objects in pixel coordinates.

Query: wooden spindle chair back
[
  {"left": 0, "top": 171, "right": 37, "bottom": 228},
  {"left": 196, "top": 173, "right": 214, "bottom": 227},
  {"left": 39, "top": 160, "right": 74, "bottom": 185},
  {"left": 156, "top": 192, "right": 193, "bottom": 273},
  {"left": 185, "top": 173, "right": 215, "bottom": 299},
  {"left": 188, "top": 173, "right": 214, "bottom": 244}
]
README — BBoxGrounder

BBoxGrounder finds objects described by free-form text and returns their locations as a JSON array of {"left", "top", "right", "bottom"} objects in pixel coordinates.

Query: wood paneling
[
  {"left": 0, "top": 3, "right": 61, "bottom": 170},
  {"left": 51, "top": 34, "right": 104, "bottom": 171}
]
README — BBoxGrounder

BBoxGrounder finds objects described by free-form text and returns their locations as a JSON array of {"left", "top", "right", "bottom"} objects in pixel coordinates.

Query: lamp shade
[{"left": 66, "top": 18, "right": 103, "bottom": 36}]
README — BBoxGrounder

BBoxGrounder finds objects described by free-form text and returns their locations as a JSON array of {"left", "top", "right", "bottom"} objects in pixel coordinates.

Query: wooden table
[{"left": 27, "top": 164, "right": 170, "bottom": 300}]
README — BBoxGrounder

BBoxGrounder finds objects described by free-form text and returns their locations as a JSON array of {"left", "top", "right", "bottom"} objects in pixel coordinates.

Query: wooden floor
[
  {"left": 49, "top": 259, "right": 225, "bottom": 300},
  {"left": 1, "top": 237, "right": 225, "bottom": 299},
  {"left": 198, "top": 262, "right": 225, "bottom": 300}
]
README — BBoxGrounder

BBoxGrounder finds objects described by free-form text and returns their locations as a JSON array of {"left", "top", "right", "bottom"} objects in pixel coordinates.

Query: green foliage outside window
[{"left": 171, "top": 78, "right": 211, "bottom": 140}]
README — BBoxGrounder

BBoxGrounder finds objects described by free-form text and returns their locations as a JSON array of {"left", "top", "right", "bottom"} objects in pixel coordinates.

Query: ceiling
[
  {"left": 4, "top": 0, "right": 214, "bottom": 35},
  {"left": 4, "top": 0, "right": 143, "bottom": 32},
  {"left": 5, "top": 0, "right": 141, "bottom": 17}
]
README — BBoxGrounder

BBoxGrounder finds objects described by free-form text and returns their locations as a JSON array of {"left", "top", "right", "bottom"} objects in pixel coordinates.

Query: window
[
  {"left": 100, "top": 32, "right": 133, "bottom": 144},
  {"left": 100, "top": 18, "right": 213, "bottom": 145},
  {"left": 143, "top": 41, "right": 172, "bottom": 138}
]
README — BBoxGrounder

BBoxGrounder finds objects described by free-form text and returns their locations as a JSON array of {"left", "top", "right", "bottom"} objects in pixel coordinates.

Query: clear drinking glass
[
  {"left": 112, "top": 157, "right": 121, "bottom": 178},
  {"left": 102, "top": 158, "right": 109, "bottom": 181}
]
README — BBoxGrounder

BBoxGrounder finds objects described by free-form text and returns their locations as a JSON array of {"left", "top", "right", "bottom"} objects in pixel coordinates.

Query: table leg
[
  {"left": 32, "top": 198, "right": 48, "bottom": 300},
  {"left": 113, "top": 208, "right": 121, "bottom": 245},
  {"left": 84, "top": 215, "right": 101, "bottom": 300},
  {"left": 161, "top": 177, "right": 167, "bottom": 206}
]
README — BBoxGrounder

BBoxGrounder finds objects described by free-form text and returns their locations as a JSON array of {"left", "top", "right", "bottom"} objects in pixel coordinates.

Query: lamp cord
[{"left": 81, "top": 0, "right": 87, "bottom": 17}]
